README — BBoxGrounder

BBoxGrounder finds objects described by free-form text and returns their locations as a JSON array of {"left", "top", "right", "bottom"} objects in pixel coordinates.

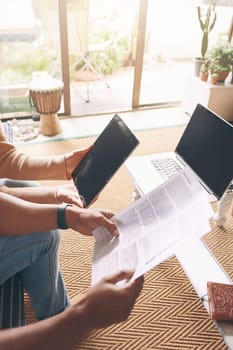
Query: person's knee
[
  {"left": 48, "top": 229, "right": 61, "bottom": 252},
  {"left": 38, "top": 229, "right": 61, "bottom": 257}
]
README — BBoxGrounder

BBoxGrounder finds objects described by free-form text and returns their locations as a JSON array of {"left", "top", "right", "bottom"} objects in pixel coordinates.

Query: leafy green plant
[
  {"left": 72, "top": 46, "right": 121, "bottom": 76},
  {"left": 197, "top": 1, "right": 217, "bottom": 60},
  {"left": 207, "top": 41, "right": 233, "bottom": 73},
  {"left": 0, "top": 44, "right": 57, "bottom": 83}
]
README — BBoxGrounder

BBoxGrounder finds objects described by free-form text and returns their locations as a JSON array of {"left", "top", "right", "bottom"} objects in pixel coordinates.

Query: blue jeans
[{"left": 0, "top": 179, "right": 70, "bottom": 321}]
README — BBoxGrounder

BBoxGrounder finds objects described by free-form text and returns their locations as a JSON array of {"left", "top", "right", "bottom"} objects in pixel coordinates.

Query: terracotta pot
[
  {"left": 199, "top": 72, "right": 209, "bottom": 81},
  {"left": 210, "top": 75, "right": 219, "bottom": 85},
  {"left": 74, "top": 70, "right": 98, "bottom": 82},
  {"left": 218, "top": 71, "right": 230, "bottom": 83}
]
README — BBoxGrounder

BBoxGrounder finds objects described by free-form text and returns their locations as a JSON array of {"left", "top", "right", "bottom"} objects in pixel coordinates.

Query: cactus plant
[{"left": 197, "top": 1, "right": 217, "bottom": 60}]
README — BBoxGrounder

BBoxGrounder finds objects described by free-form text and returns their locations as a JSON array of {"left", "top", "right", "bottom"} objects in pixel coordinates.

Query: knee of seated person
[{"left": 37, "top": 229, "right": 61, "bottom": 255}]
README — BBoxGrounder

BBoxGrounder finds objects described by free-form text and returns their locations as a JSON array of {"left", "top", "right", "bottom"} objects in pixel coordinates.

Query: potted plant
[
  {"left": 207, "top": 41, "right": 233, "bottom": 82},
  {"left": 210, "top": 72, "right": 219, "bottom": 85},
  {"left": 194, "top": 1, "right": 217, "bottom": 77},
  {"left": 199, "top": 59, "right": 209, "bottom": 81}
]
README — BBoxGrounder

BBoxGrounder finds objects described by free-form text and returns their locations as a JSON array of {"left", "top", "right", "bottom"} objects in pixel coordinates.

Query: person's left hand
[
  {"left": 56, "top": 183, "right": 85, "bottom": 207},
  {"left": 64, "top": 146, "right": 92, "bottom": 179}
]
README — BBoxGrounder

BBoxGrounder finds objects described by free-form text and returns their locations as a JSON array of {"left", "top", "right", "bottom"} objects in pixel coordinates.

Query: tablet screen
[{"left": 72, "top": 114, "right": 139, "bottom": 206}]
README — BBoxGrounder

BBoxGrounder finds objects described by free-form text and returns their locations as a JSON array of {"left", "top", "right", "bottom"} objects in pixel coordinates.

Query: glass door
[
  {"left": 133, "top": 0, "right": 197, "bottom": 108},
  {"left": 0, "top": 0, "right": 63, "bottom": 119},
  {"left": 134, "top": 0, "right": 233, "bottom": 108},
  {"left": 68, "top": 0, "right": 140, "bottom": 116}
]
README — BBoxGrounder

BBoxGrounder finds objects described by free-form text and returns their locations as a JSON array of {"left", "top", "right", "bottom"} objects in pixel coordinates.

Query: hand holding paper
[{"left": 92, "top": 168, "right": 213, "bottom": 285}]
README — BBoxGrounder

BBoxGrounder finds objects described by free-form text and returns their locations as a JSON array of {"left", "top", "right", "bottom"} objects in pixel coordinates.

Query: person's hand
[
  {"left": 73, "top": 270, "right": 144, "bottom": 330},
  {"left": 66, "top": 206, "right": 119, "bottom": 237},
  {"left": 64, "top": 146, "right": 92, "bottom": 179},
  {"left": 56, "top": 183, "right": 84, "bottom": 207}
]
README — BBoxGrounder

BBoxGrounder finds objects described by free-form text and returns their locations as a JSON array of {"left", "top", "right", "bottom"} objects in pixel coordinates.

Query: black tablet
[{"left": 72, "top": 114, "right": 139, "bottom": 207}]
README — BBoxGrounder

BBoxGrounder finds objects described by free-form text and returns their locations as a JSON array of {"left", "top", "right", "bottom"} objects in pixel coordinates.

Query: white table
[{"left": 125, "top": 160, "right": 233, "bottom": 349}]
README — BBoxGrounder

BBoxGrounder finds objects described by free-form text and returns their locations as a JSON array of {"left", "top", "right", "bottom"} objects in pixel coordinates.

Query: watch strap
[{"left": 57, "top": 204, "right": 72, "bottom": 230}]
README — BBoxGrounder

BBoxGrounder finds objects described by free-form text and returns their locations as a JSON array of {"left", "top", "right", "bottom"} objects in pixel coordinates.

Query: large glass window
[
  {"left": 137, "top": 0, "right": 233, "bottom": 107},
  {"left": 0, "top": 0, "right": 62, "bottom": 118},
  {"left": 68, "top": 0, "right": 140, "bottom": 116},
  {"left": 0, "top": 0, "right": 232, "bottom": 118}
]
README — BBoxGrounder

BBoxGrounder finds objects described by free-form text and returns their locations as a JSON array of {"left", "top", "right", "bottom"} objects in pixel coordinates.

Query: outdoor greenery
[
  {"left": 71, "top": 28, "right": 123, "bottom": 76},
  {"left": 0, "top": 44, "right": 57, "bottom": 83}
]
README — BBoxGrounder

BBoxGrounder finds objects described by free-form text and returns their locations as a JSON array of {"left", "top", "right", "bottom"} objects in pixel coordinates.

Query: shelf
[{"left": 182, "top": 76, "right": 233, "bottom": 123}]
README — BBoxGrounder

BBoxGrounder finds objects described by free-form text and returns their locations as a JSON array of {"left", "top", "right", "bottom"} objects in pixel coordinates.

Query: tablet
[{"left": 72, "top": 114, "right": 139, "bottom": 207}]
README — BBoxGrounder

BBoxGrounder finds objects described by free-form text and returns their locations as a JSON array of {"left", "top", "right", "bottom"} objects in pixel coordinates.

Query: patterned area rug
[{"left": 19, "top": 126, "right": 232, "bottom": 349}]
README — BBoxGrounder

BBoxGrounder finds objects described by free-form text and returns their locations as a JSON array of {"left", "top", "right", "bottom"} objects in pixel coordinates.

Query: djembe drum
[{"left": 29, "top": 74, "right": 64, "bottom": 136}]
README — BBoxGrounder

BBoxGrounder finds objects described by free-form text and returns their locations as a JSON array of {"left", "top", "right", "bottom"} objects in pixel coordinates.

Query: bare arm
[
  {"left": 0, "top": 183, "right": 84, "bottom": 207},
  {"left": 0, "top": 271, "right": 144, "bottom": 350},
  {"left": 0, "top": 124, "right": 91, "bottom": 180},
  {"left": 0, "top": 192, "right": 118, "bottom": 236}
]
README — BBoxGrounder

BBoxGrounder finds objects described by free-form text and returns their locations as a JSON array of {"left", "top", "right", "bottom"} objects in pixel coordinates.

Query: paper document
[{"left": 92, "top": 167, "right": 213, "bottom": 285}]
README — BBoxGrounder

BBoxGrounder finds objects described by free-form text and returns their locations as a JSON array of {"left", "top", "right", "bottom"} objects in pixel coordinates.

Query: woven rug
[{"left": 19, "top": 126, "right": 233, "bottom": 349}]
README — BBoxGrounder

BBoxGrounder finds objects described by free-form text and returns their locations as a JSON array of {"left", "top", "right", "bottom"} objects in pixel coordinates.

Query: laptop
[
  {"left": 72, "top": 114, "right": 139, "bottom": 207},
  {"left": 125, "top": 104, "right": 233, "bottom": 201}
]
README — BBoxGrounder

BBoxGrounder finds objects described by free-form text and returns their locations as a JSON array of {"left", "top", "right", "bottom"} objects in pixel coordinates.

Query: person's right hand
[
  {"left": 73, "top": 270, "right": 144, "bottom": 330},
  {"left": 64, "top": 146, "right": 92, "bottom": 179},
  {"left": 66, "top": 206, "right": 119, "bottom": 237}
]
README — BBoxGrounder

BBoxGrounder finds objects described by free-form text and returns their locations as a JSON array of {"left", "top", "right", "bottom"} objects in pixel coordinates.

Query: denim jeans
[{"left": 0, "top": 179, "right": 70, "bottom": 321}]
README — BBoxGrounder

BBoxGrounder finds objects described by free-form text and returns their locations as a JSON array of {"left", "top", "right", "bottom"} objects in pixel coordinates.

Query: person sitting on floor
[
  {"left": 0, "top": 121, "right": 144, "bottom": 349},
  {"left": 0, "top": 119, "right": 93, "bottom": 327},
  {"left": 0, "top": 190, "right": 144, "bottom": 350}
]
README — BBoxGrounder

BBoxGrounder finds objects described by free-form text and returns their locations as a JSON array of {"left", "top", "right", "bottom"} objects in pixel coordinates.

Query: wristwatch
[{"left": 57, "top": 204, "right": 72, "bottom": 229}]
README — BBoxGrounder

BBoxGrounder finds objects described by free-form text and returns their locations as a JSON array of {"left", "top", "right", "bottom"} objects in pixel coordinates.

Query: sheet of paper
[{"left": 91, "top": 167, "right": 213, "bottom": 285}]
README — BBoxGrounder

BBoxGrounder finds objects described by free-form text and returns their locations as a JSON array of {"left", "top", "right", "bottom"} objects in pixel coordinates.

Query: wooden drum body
[{"left": 29, "top": 75, "right": 64, "bottom": 136}]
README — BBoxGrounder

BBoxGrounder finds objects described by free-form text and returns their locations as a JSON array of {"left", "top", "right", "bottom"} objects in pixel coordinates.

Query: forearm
[
  {"left": 0, "top": 142, "right": 67, "bottom": 180},
  {"left": 0, "top": 305, "right": 91, "bottom": 350},
  {"left": 0, "top": 192, "right": 58, "bottom": 236},
  {"left": 0, "top": 186, "right": 59, "bottom": 204}
]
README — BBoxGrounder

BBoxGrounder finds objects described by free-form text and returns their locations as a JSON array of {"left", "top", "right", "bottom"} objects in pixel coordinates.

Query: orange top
[{"left": 0, "top": 122, "right": 66, "bottom": 180}]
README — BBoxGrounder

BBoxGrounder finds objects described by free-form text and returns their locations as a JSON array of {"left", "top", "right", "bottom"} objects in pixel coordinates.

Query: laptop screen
[{"left": 175, "top": 104, "right": 233, "bottom": 199}]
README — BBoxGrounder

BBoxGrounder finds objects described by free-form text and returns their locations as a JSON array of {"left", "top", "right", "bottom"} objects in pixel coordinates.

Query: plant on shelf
[
  {"left": 207, "top": 41, "right": 233, "bottom": 83},
  {"left": 194, "top": 1, "right": 217, "bottom": 77},
  {"left": 199, "top": 59, "right": 209, "bottom": 81},
  {"left": 197, "top": 1, "right": 217, "bottom": 61},
  {"left": 210, "top": 72, "right": 219, "bottom": 85}
]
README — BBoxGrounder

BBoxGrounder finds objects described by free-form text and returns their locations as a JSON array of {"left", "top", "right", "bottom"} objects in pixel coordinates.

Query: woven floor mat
[
  {"left": 19, "top": 127, "right": 232, "bottom": 349},
  {"left": 204, "top": 213, "right": 233, "bottom": 282},
  {"left": 60, "top": 231, "right": 229, "bottom": 349},
  {"left": 25, "top": 227, "right": 228, "bottom": 349}
]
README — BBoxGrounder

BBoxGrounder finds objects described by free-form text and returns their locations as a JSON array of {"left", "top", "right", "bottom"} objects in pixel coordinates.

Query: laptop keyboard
[{"left": 151, "top": 157, "right": 182, "bottom": 180}]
